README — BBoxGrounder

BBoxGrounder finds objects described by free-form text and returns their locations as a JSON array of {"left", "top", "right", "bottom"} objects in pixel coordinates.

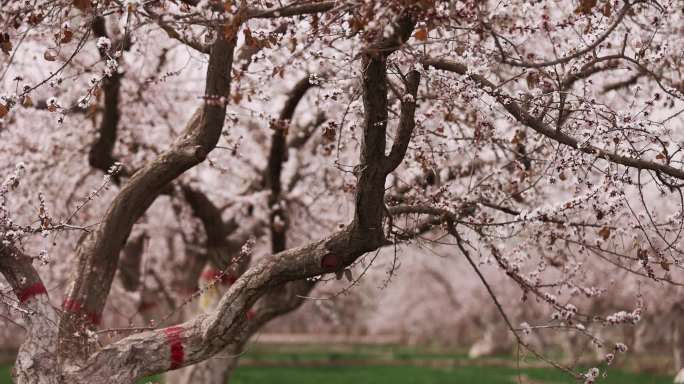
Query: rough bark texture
[
  {"left": 118, "top": 233, "right": 146, "bottom": 292},
  {"left": 7, "top": 6, "right": 423, "bottom": 384},
  {"left": 89, "top": 16, "right": 131, "bottom": 180},
  {"left": 169, "top": 75, "right": 317, "bottom": 384},
  {"left": 61, "top": 14, "right": 418, "bottom": 384},
  {"left": 267, "top": 77, "right": 314, "bottom": 253},
  {"left": 0, "top": 244, "right": 59, "bottom": 384},
  {"left": 55, "top": 33, "right": 236, "bottom": 373}
]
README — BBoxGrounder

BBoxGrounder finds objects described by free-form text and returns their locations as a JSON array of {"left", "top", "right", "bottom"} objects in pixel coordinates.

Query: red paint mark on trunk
[
  {"left": 62, "top": 299, "right": 101, "bottom": 325},
  {"left": 62, "top": 298, "right": 82, "bottom": 312},
  {"left": 321, "top": 253, "right": 341, "bottom": 271},
  {"left": 201, "top": 268, "right": 238, "bottom": 286},
  {"left": 163, "top": 326, "right": 185, "bottom": 370},
  {"left": 246, "top": 309, "right": 256, "bottom": 320},
  {"left": 16, "top": 283, "right": 47, "bottom": 303},
  {"left": 85, "top": 312, "right": 102, "bottom": 325}
]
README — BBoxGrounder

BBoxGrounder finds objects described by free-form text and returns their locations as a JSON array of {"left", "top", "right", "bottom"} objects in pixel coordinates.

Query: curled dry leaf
[
  {"left": 21, "top": 96, "right": 33, "bottom": 108},
  {"left": 322, "top": 126, "right": 336, "bottom": 142},
  {"left": 0, "top": 33, "right": 12, "bottom": 54},
  {"left": 44, "top": 49, "right": 57, "bottom": 61},
  {"left": 602, "top": 2, "right": 612, "bottom": 17},
  {"left": 526, "top": 72, "right": 540, "bottom": 89},
  {"left": 59, "top": 29, "right": 73, "bottom": 44},
  {"left": 414, "top": 28, "right": 428, "bottom": 41},
  {"left": 660, "top": 259, "right": 671, "bottom": 271},
  {"left": 73, "top": 0, "right": 91, "bottom": 12},
  {"left": 575, "top": 0, "right": 598, "bottom": 15}
]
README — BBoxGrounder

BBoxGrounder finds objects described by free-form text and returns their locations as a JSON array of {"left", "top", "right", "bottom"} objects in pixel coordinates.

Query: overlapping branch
[
  {"left": 246, "top": 1, "right": 339, "bottom": 19},
  {"left": 67, "top": 11, "right": 419, "bottom": 383},
  {"left": 58, "top": 34, "right": 237, "bottom": 359},
  {"left": 494, "top": 1, "right": 637, "bottom": 69},
  {"left": 423, "top": 58, "right": 684, "bottom": 181}
]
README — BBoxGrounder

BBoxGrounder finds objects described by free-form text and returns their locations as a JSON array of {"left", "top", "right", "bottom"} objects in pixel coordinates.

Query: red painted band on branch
[
  {"left": 16, "top": 283, "right": 48, "bottom": 303},
  {"left": 163, "top": 326, "right": 185, "bottom": 369},
  {"left": 201, "top": 268, "right": 238, "bottom": 285},
  {"left": 62, "top": 298, "right": 102, "bottom": 325},
  {"left": 321, "top": 253, "right": 341, "bottom": 271}
]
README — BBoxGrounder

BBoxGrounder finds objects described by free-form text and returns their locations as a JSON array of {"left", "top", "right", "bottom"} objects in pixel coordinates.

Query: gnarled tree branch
[
  {"left": 58, "top": 34, "right": 237, "bottom": 360},
  {"left": 66, "top": 11, "right": 419, "bottom": 383},
  {"left": 384, "top": 70, "right": 420, "bottom": 174}
]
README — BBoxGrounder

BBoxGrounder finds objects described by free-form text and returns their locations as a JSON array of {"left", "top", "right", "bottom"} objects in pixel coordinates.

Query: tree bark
[
  {"left": 5, "top": 5, "right": 424, "bottom": 383},
  {"left": 0, "top": 244, "right": 59, "bottom": 384},
  {"left": 61, "top": 13, "right": 418, "bottom": 383}
]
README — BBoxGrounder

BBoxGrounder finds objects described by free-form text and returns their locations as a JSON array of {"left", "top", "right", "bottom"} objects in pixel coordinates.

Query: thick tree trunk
[
  {"left": 4, "top": 7, "right": 419, "bottom": 383},
  {"left": 167, "top": 76, "right": 319, "bottom": 384},
  {"left": 166, "top": 343, "right": 241, "bottom": 384},
  {"left": 12, "top": 295, "right": 59, "bottom": 384}
]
